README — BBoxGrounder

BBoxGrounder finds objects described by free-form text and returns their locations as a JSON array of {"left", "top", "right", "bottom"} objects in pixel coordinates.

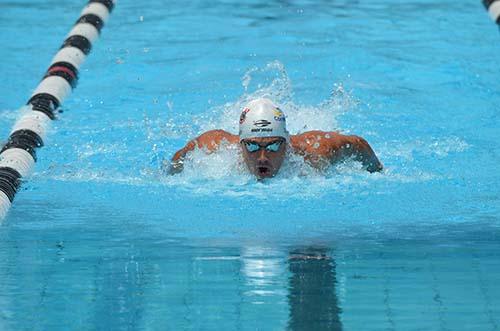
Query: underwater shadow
[{"left": 287, "top": 246, "right": 342, "bottom": 331}]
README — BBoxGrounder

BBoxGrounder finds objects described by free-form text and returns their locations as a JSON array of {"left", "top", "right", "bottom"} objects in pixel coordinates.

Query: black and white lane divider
[
  {"left": 0, "top": 0, "right": 115, "bottom": 220},
  {"left": 484, "top": 0, "right": 500, "bottom": 24}
]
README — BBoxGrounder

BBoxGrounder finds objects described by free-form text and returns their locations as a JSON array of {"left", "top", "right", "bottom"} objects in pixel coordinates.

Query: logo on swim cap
[
  {"left": 254, "top": 120, "right": 271, "bottom": 127},
  {"left": 274, "top": 108, "right": 285, "bottom": 121},
  {"left": 239, "top": 98, "right": 289, "bottom": 141},
  {"left": 239, "top": 108, "right": 250, "bottom": 124}
]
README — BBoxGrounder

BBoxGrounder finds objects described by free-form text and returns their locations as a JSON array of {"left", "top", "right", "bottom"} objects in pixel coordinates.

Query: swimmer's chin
[{"left": 256, "top": 175, "right": 271, "bottom": 181}]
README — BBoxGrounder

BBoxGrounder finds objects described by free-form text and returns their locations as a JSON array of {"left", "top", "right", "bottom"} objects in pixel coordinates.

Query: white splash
[
  {"left": 194, "top": 60, "right": 352, "bottom": 136},
  {"left": 30, "top": 61, "right": 469, "bottom": 201},
  {"left": 379, "top": 136, "right": 470, "bottom": 161}
]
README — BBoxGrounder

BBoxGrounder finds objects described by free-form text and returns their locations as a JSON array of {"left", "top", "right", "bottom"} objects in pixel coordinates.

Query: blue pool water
[{"left": 1, "top": 0, "right": 500, "bottom": 330}]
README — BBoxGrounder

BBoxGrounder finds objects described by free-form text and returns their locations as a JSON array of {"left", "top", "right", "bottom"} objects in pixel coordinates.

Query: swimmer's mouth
[{"left": 257, "top": 166, "right": 271, "bottom": 177}]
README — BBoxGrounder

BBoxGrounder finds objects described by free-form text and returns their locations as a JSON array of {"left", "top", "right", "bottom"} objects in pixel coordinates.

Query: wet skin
[{"left": 168, "top": 129, "right": 383, "bottom": 176}]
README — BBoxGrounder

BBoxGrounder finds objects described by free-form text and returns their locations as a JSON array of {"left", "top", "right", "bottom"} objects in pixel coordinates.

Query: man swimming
[{"left": 169, "top": 98, "right": 383, "bottom": 178}]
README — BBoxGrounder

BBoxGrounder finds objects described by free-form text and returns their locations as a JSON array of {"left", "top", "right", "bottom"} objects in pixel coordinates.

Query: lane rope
[
  {"left": 483, "top": 0, "right": 500, "bottom": 25},
  {"left": 0, "top": 0, "right": 115, "bottom": 220}
]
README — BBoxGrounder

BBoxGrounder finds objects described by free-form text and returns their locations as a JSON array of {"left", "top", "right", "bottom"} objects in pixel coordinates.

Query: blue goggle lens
[{"left": 244, "top": 140, "right": 283, "bottom": 153}]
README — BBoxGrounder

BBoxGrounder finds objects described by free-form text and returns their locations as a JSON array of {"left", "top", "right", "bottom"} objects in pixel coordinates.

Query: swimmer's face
[{"left": 240, "top": 137, "right": 287, "bottom": 179}]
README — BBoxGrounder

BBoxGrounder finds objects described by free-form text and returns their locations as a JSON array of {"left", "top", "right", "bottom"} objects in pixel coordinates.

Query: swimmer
[{"left": 168, "top": 98, "right": 383, "bottom": 178}]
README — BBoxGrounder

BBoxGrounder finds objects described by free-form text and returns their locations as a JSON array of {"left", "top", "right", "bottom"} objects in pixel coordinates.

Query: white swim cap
[{"left": 239, "top": 98, "right": 289, "bottom": 141}]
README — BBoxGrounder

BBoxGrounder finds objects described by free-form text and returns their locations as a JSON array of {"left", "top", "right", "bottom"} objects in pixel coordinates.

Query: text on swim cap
[{"left": 251, "top": 128, "right": 273, "bottom": 133}]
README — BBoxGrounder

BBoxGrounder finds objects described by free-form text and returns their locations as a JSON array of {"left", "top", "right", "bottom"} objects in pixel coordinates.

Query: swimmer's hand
[
  {"left": 366, "top": 160, "right": 383, "bottom": 173},
  {"left": 350, "top": 137, "right": 383, "bottom": 173},
  {"left": 164, "top": 159, "right": 184, "bottom": 175},
  {"left": 166, "top": 139, "right": 195, "bottom": 175}
]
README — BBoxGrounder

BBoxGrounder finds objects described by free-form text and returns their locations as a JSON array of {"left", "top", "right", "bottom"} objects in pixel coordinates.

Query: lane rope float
[
  {"left": 483, "top": 0, "right": 500, "bottom": 24},
  {"left": 0, "top": 0, "right": 115, "bottom": 220}
]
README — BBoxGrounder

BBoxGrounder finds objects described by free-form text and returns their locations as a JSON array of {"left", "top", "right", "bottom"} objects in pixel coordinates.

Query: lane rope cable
[
  {"left": 483, "top": 0, "right": 500, "bottom": 25},
  {"left": 0, "top": 0, "right": 115, "bottom": 220}
]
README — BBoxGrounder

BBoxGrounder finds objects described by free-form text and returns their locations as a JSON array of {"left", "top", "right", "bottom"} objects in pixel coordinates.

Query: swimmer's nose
[{"left": 257, "top": 149, "right": 270, "bottom": 163}]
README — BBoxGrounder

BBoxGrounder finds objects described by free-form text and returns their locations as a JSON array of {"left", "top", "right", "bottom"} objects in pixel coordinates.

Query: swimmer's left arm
[
  {"left": 326, "top": 133, "right": 383, "bottom": 173},
  {"left": 340, "top": 135, "right": 383, "bottom": 172}
]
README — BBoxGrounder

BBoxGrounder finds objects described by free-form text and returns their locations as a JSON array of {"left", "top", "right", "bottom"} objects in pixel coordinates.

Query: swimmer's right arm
[
  {"left": 166, "top": 130, "right": 238, "bottom": 175},
  {"left": 166, "top": 139, "right": 197, "bottom": 175}
]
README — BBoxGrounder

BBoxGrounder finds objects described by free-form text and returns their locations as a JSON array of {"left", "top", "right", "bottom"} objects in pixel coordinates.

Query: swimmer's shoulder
[
  {"left": 289, "top": 130, "right": 344, "bottom": 154},
  {"left": 195, "top": 129, "right": 239, "bottom": 149}
]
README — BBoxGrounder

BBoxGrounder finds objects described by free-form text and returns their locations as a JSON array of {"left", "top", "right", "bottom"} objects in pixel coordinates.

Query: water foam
[
  {"left": 193, "top": 60, "right": 351, "bottom": 136},
  {"left": 379, "top": 136, "right": 470, "bottom": 161},
  {"left": 30, "top": 61, "right": 469, "bottom": 200}
]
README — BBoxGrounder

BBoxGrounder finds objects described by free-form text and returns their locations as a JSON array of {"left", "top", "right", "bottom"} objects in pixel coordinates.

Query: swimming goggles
[{"left": 243, "top": 139, "right": 284, "bottom": 153}]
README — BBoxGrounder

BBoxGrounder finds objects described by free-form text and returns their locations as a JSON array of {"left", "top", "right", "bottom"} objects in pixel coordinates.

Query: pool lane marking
[
  {"left": 51, "top": 47, "right": 87, "bottom": 71},
  {"left": 0, "top": 149, "right": 35, "bottom": 178},
  {"left": 490, "top": 2, "right": 500, "bottom": 23},
  {"left": 484, "top": 0, "right": 500, "bottom": 24},
  {"left": 0, "top": 192, "right": 12, "bottom": 220},
  {"left": 0, "top": 0, "right": 115, "bottom": 220},
  {"left": 82, "top": 2, "right": 112, "bottom": 22},
  {"left": 67, "top": 23, "right": 100, "bottom": 44},
  {"left": 31, "top": 76, "right": 73, "bottom": 106}
]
